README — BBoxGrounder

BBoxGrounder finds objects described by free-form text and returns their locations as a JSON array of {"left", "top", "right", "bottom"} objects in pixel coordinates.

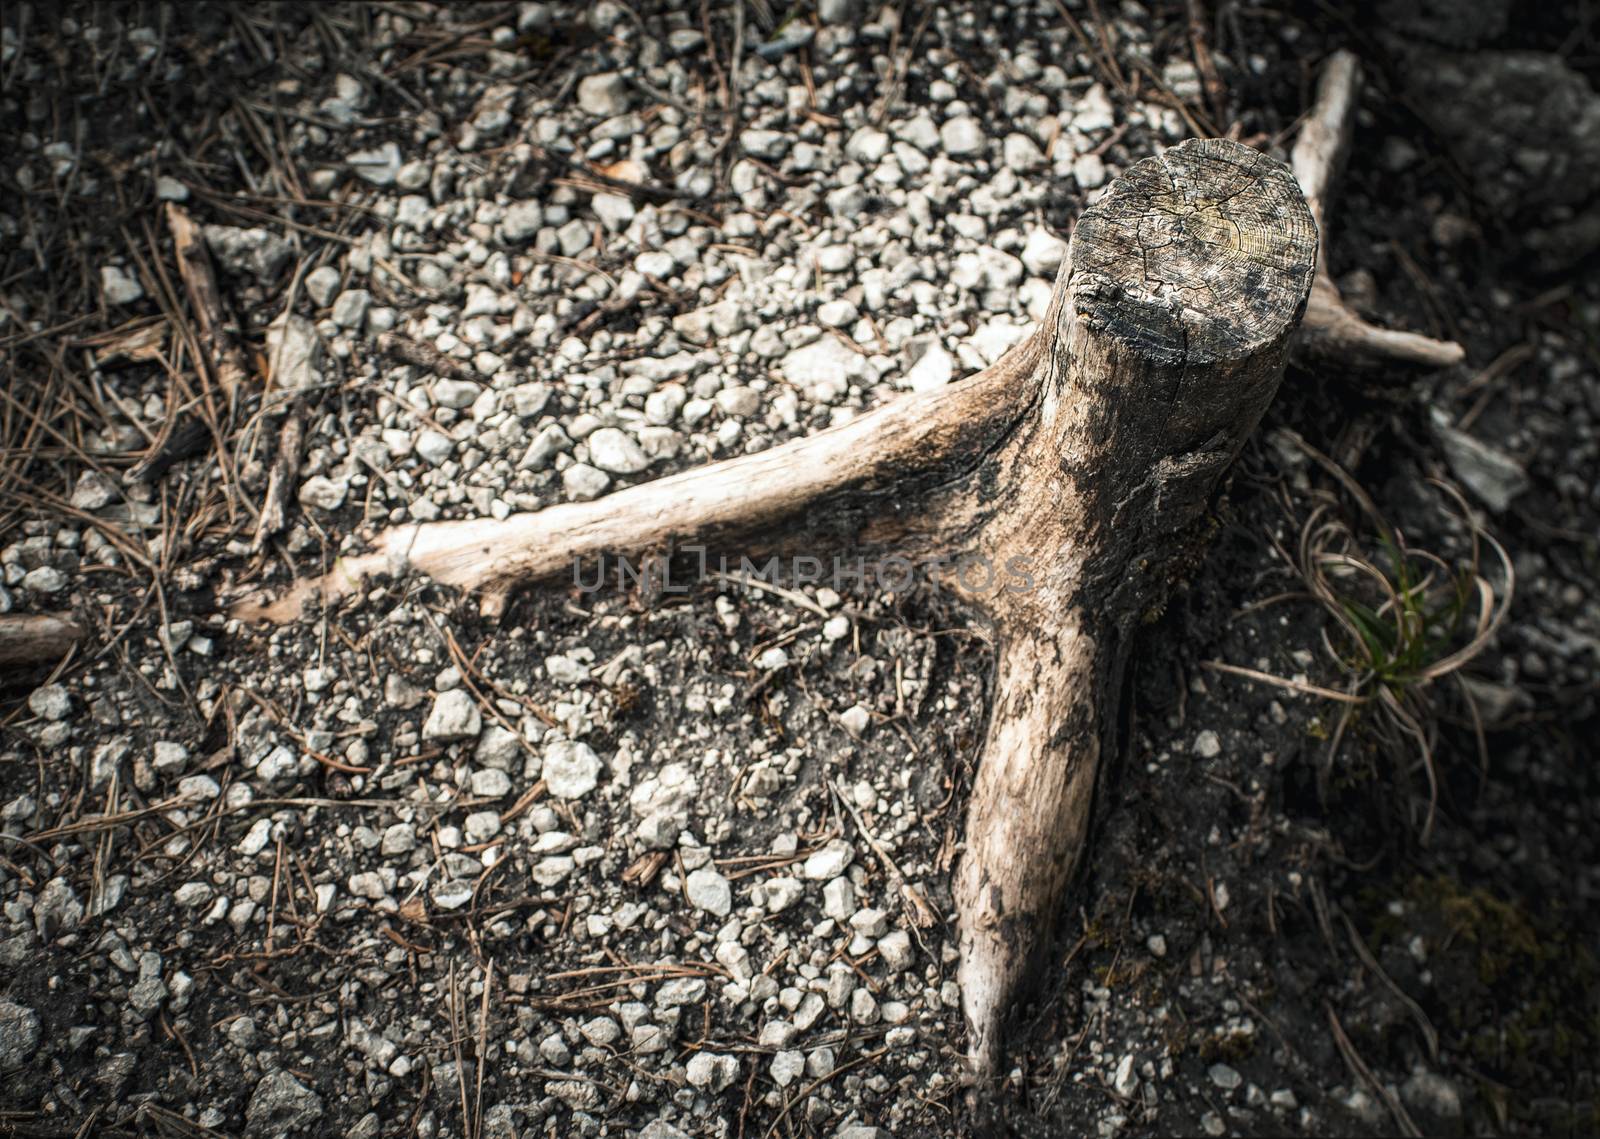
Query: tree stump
[{"left": 235, "top": 137, "right": 1319, "bottom": 1074}]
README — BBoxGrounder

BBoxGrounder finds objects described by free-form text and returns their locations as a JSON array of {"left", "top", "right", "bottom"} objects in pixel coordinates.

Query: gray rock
[
  {"left": 0, "top": 1000, "right": 40, "bottom": 1071},
  {"left": 264, "top": 314, "right": 322, "bottom": 391},
  {"left": 640, "top": 1123, "right": 691, "bottom": 1139},
  {"left": 433, "top": 378, "right": 481, "bottom": 409},
  {"left": 1401, "top": 1071, "right": 1463, "bottom": 1120},
  {"left": 817, "top": 0, "right": 861, "bottom": 21},
  {"left": 782, "top": 337, "right": 869, "bottom": 388},
  {"left": 21, "top": 566, "right": 66, "bottom": 594},
  {"left": 347, "top": 141, "right": 402, "bottom": 186},
  {"left": 770, "top": 1049, "right": 806, "bottom": 1087},
  {"left": 839, "top": 704, "right": 872, "bottom": 737},
  {"left": 1073, "top": 152, "right": 1108, "bottom": 189},
  {"left": 431, "top": 879, "right": 474, "bottom": 910},
  {"left": 27, "top": 684, "right": 71, "bottom": 721},
  {"left": 543, "top": 739, "right": 601, "bottom": 799},
  {"left": 585, "top": 427, "right": 650, "bottom": 474},
  {"left": 878, "top": 930, "right": 914, "bottom": 971},
  {"left": 69, "top": 471, "right": 117, "bottom": 510},
  {"left": 905, "top": 339, "right": 953, "bottom": 392},
  {"left": 476, "top": 725, "right": 521, "bottom": 770},
  {"left": 686, "top": 1050, "right": 740, "bottom": 1091},
  {"left": 562, "top": 463, "right": 611, "bottom": 501},
  {"left": 637, "top": 812, "right": 681, "bottom": 850},
  {"left": 1434, "top": 413, "right": 1530, "bottom": 513},
  {"left": 1002, "top": 132, "right": 1044, "bottom": 172},
  {"left": 32, "top": 877, "right": 83, "bottom": 939},
  {"left": 577, "top": 72, "right": 631, "bottom": 117},
  {"left": 940, "top": 116, "right": 984, "bottom": 157},
  {"left": 686, "top": 867, "right": 733, "bottom": 916},
  {"left": 127, "top": 976, "right": 168, "bottom": 1016},
  {"left": 304, "top": 265, "right": 342, "bottom": 307},
  {"left": 740, "top": 129, "right": 789, "bottom": 160},
  {"left": 822, "top": 876, "right": 855, "bottom": 921},
  {"left": 845, "top": 127, "right": 890, "bottom": 164},
  {"left": 422, "top": 689, "right": 481, "bottom": 743},
  {"left": 100, "top": 265, "right": 143, "bottom": 305},
  {"left": 204, "top": 225, "right": 293, "bottom": 280},
  {"left": 1021, "top": 228, "right": 1067, "bottom": 276},
  {"left": 592, "top": 192, "right": 634, "bottom": 231},
  {"left": 1209, "top": 1063, "right": 1243, "bottom": 1091},
  {"left": 297, "top": 476, "right": 347, "bottom": 512},
  {"left": 330, "top": 288, "right": 371, "bottom": 330},
  {"left": 469, "top": 768, "right": 511, "bottom": 798},
  {"left": 415, "top": 429, "right": 453, "bottom": 466},
  {"left": 804, "top": 839, "right": 854, "bottom": 880},
  {"left": 502, "top": 200, "right": 543, "bottom": 242},
  {"left": 245, "top": 1070, "right": 324, "bottom": 1136}
]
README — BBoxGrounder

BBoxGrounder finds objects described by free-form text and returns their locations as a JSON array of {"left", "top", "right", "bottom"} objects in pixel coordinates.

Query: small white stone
[
  {"left": 562, "top": 463, "right": 611, "bottom": 501},
  {"left": 686, "top": 867, "right": 732, "bottom": 917},
  {"left": 586, "top": 427, "right": 649, "bottom": 474},
  {"left": 804, "top": 839, "right": 854, "bottom": 881},
  {"left": 577, "top": 72, "right": 631, "bottom": 117},
  {"left": 416, "top": 430, "right": 453, "bottom": 465},
  {"left": 822, "top": 876, "right": 855, "bottom": 921},
  {"left": 906, "top": 341, "right": 954, "bottom": 392},
  {"left": 347, "top": 141, "right": 402, "bottom": 186},
  {"left": 100, "top": 266, "right": 143, "bottom": 305},
  {"left": 469, "top": 768, "right": 511, "bottom": 798},
  {"left": 1002, "top": 132, "right": 1044, "bottom": 172},
  {"left": 27, "top": 685, "right": 71, "bottom": 721},
  {"left": 305, "top": 265, "right": 342, "bottom": 307},
  {"left": 769, "top": 1050, "right": 806, "bottom": 1088},
  {"left": 1021, "top": 228, "right": 1067, "bottom": 276},
  {"left": 542, "top": 740, "right": 601, "bottom": 799},
  {"left": 422, "top": 690, "right": 481, "bottom": 743},
  {"left": 878, "top": 930, "right": 914, "bottom": 971},
  {"left": 431, "top": 879, "right": 474, "bottom": 910},
  {"left": 592, "top": 192, "right": 635, "bottom": 231},
  {"left": 940, "top": 116, "right": 984, "bottom": 157},
  {"left": 839, "top": 704, "right": 871, "bottom": 737},
  {"left": 297, "top": 476, "right": 347, "bottom": 512}
]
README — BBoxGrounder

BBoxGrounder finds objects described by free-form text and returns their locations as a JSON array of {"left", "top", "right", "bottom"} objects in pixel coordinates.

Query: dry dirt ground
[{"left": 1, "top": 2, "right": 1596, "bottom": 1138}]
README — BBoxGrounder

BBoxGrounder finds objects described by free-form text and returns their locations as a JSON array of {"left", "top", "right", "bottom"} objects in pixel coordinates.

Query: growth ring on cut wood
[{"left": 1068, "top": 137, "right": 1318, "bottom": 365}]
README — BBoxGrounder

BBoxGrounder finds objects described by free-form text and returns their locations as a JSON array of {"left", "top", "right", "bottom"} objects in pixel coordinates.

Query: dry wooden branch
[
  {"left": 232, "top": 136, "right": 1319, "bottom": 1077},
  {"left": 165, "top": 203, "right": 251, "bottom": 405},
  {"left": 1289, "top": 51, "right": 1465, "bottom": 369},
  {"left": 0, "top": 613, "right": 85, "bottom": 668},
  {"left": 252, "top": 401, "right": 306, "bottom": 551}
]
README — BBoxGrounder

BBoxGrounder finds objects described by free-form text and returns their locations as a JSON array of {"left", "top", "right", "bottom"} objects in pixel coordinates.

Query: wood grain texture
[
  {"left": 949, "top": 138, "right": 1314, "bottom": 1074},
  {"left": 0, "top": 613, "right": 84, "bottom": 668}
]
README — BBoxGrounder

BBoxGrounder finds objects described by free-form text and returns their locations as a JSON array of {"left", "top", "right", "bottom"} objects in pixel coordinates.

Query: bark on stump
[{"left": 234, "top": 137, "right": 1318, "bottom": 1075}]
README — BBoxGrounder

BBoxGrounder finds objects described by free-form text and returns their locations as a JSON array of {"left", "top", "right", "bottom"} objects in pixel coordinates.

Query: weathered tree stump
[{"left": 235, "top": 136, "right": 1318, "bottom": 1075}]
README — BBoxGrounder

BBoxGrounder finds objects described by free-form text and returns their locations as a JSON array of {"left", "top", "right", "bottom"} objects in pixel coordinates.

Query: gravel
[{"left": 3, "top": 3, "right": 1593, "bottom": 1138}]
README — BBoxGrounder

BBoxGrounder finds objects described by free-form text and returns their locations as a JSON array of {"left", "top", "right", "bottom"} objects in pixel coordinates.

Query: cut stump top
[{"left": 1068, "top": 137, "right": 1318, "bottom": 365}]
